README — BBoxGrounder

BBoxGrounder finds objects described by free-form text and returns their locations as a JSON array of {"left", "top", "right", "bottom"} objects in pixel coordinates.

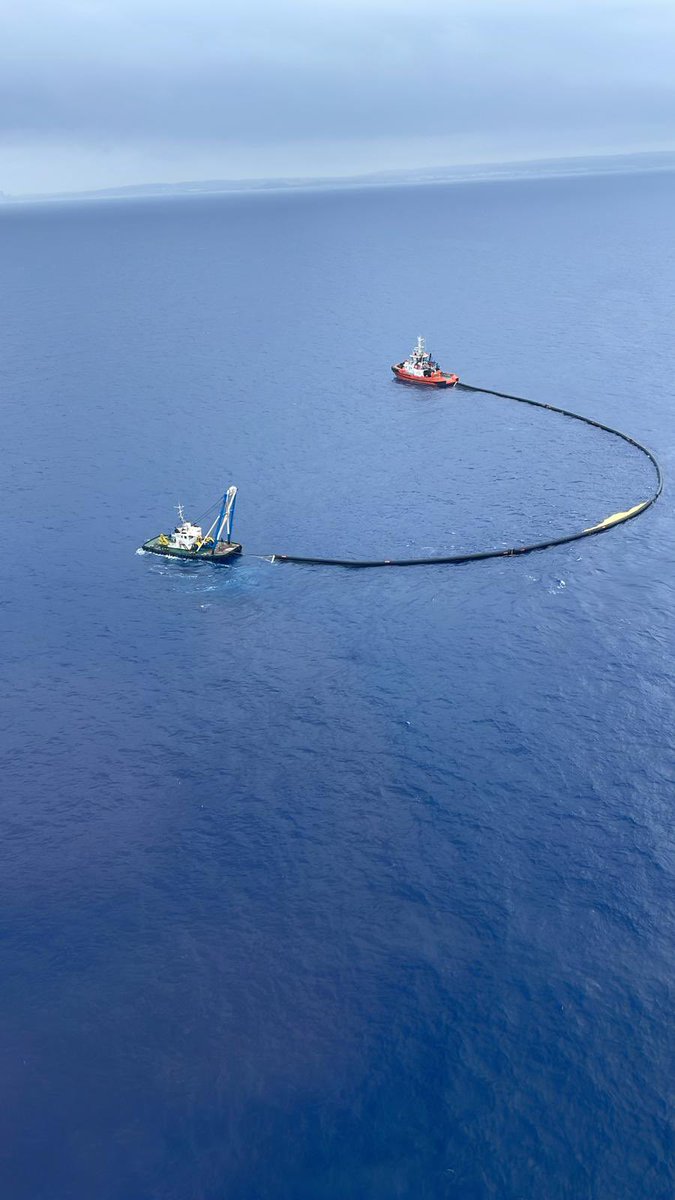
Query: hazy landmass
[{"left": 3, "top": 151, "right": 675, "bottom": 205}]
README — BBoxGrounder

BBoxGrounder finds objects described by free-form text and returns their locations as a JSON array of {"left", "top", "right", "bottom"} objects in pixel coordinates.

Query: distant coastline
[{"left": 3, "top": 150, "right": 675, "bottom": 205}]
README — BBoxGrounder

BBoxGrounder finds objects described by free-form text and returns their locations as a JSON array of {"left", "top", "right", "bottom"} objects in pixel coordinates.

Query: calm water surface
[{"left": 1, "top": 172, "right": 674, "bottom": 1199}]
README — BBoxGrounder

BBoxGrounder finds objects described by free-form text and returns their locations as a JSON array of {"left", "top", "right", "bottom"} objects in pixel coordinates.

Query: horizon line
[{"left": 3, "top": 148, "right": 675, "bottom": 206}]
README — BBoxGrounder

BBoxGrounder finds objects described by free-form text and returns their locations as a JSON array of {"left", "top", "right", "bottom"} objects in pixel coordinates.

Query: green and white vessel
[{"left": 142, "top": 487, "right": 242, "bottom": 563}]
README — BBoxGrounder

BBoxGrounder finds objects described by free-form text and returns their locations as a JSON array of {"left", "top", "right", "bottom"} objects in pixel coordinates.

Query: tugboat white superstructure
[
  {"left": 392, "top": 336, "right": 459, "bottom": 387},
  {"left": 141, "top": 488, "right": 242, "bottom": 563}
]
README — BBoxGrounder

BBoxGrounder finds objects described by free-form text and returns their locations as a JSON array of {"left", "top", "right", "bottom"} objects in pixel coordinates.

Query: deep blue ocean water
[{"left": 1, "top": 171, "right": 674, "bottom": 1199}]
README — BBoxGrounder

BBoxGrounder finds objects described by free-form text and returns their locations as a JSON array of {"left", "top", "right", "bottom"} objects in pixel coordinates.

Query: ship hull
[
  {"left": 391, "top": 366, "right": 459, "bottom": 387},
  {"left": 142, "top": 537, "right": 242, "bottom": 563}
]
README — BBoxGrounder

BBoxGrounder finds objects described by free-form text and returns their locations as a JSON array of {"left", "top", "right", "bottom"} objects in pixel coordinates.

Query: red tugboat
[{"left": 392, "top": 336, "right": 459, "bottom": 387}]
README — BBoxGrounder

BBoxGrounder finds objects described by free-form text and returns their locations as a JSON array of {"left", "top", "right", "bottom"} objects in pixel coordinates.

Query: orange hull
[{"left": 392, "top": 365, "right": 459, "bottom": 387}]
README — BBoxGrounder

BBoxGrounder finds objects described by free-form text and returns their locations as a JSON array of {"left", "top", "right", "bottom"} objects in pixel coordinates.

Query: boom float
[{"left": 271, "top": 383, "right": 662, "bottom": 568}]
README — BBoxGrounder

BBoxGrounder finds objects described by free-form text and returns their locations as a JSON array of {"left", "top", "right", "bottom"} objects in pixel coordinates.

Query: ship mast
[{"left": 214, "top": 486, "right": 238, "bottom": 546}]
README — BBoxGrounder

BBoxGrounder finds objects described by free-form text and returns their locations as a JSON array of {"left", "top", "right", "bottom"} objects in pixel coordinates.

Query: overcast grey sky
[{"left": 2, "top": 0, "right": 675, "bottom": 194}]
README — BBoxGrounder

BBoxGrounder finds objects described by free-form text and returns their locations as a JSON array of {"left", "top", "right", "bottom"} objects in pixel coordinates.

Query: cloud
[{"left": 0, "top": 0, "right": 674, "bottom": 192}]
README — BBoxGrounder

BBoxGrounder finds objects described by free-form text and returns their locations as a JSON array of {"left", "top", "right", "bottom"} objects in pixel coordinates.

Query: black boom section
[{"left": 269, "top": 383, "right": 662, "bottom": 569}]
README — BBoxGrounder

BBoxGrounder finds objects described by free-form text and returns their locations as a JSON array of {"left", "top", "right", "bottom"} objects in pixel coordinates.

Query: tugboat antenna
[{"left": 176, "top": 503, "right": 185, "bottom": 523}]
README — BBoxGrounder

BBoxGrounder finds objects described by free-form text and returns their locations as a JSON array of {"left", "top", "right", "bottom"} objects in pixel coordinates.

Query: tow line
[{"left": 269, "top": 383, "right": 663, "bottom": 568}]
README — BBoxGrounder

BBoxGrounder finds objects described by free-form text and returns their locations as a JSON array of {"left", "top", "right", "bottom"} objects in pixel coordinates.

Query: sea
[{"left": 1, "top": 168, "right": 674, "bottom": 1200}]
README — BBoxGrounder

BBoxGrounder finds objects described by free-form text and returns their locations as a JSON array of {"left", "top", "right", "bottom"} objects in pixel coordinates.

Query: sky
[{"left": 1, "top": 0, "right": 675, "bottom": 195}]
